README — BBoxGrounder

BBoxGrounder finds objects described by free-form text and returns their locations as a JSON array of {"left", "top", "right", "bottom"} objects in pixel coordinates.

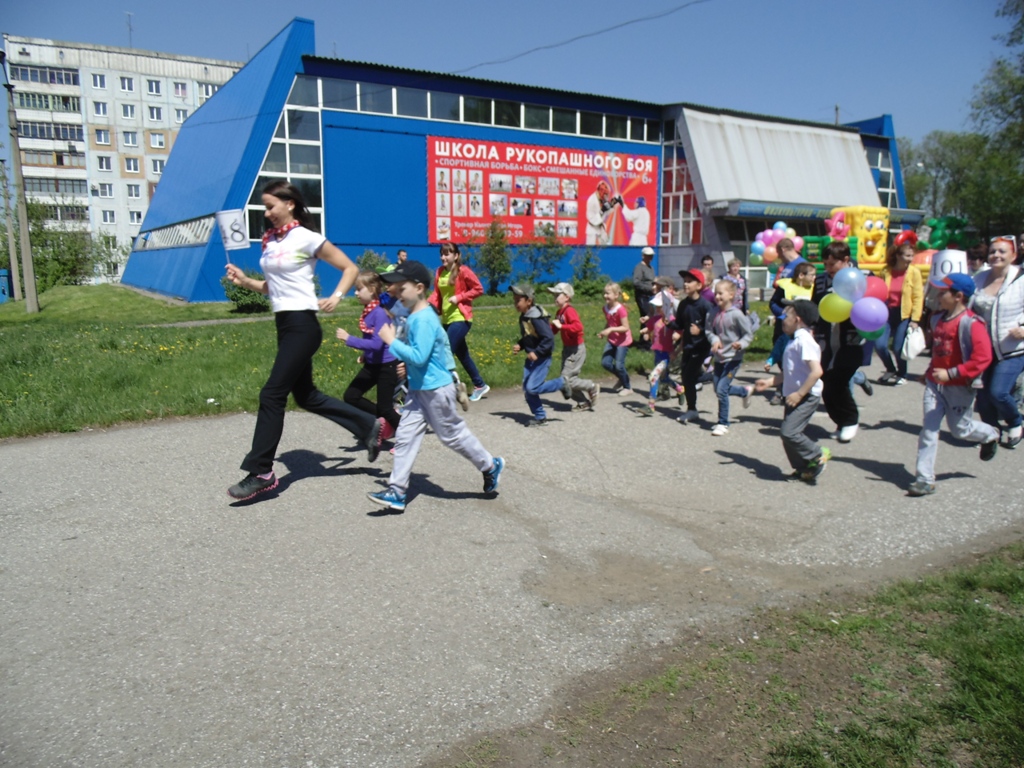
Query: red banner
[{"left": 427, "top": 136, "right": 659, "bottom": 246}]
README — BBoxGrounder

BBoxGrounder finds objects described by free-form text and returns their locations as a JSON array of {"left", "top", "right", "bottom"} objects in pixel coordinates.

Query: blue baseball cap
[{"left": 932, "top": 273, "right": 975, "bottom": 298}]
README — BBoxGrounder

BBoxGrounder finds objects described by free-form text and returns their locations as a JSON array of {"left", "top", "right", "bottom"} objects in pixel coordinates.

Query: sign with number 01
[{"left": 215, "top": 209, "right": 249, "bottom": 252}]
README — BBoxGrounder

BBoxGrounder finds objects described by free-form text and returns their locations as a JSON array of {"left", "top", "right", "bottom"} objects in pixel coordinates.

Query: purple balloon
[
  {"left": 755, "top": 232, "right": 765, "bottom": 242},
  {"left": 850, "top": 297, "right": 888, "bottom": 333}
]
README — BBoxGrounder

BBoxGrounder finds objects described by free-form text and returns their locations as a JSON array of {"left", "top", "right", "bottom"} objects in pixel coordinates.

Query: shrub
[
  {"left": 221, "top": 270, "right": 271, "bottom": 313},
  {"left": 357, "top": 249, "right": 391, "bottom": 273}
]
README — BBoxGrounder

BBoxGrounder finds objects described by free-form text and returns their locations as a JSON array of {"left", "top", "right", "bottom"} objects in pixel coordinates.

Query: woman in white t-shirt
[{"left": 224, "top": 180, "right": 383, "bottom": 501}]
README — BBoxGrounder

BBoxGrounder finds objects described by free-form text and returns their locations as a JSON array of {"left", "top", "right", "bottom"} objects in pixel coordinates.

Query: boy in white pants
[{"left": 369, "top": 260, "right": 504, "bottom": 512}]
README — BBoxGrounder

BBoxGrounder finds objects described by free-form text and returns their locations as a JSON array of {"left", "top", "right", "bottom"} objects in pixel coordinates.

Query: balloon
[
  {"left": 748, "top": 253, "right": 764, "bottom": 266},
  {"left": 773, "top": 221, "right": 787, "bottom": 231},
  {"left": 751, "top": 240, "right": 766, "bottom": 255},
  {"left": 767, "top": 261, "right": 780, "bottom": 274},
  {"left": 858, "top": 328, "right": 885, "bottom": 341},
  {"left": 785, "top": 227, "right": 797, "bottom": 239},
  {"left": 819, "top": 293, "right": 852, "bottom": 323},
  {"left": 832, "top": 267, "right": 867, "bottom": 303},
  {"left": 792, "top": 236, "right": 804, "bottom": 253},
  {"left": 755, "top": 232, "right": 765, "bottom": 242},
  {"left": 850, "top": 297, "right": 888, "bottom": 332},
  {"left": 763, "top": 245, "right": 778, "bottom": 264},
  {"left": 863, "top": 275, "right": 887, "bottom": 302}
]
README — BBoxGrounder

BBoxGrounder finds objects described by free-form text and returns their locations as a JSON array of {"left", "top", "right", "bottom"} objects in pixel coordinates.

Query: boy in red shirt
[
  {"left": 910, "top": 274, "right": 1000, "bottom": 496},
  {"left": 546, "top": 282, "right": 600, "bottom": 410}
]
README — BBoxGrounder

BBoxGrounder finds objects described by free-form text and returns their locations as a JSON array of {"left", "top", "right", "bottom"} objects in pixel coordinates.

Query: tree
[
  {"left": 24, "top": 200, "right": 125, "bottom": 292},
  {"left": 356, "top": 249, "right": 390, "bottom": 272},
  {"left": 973, "top": 1, "right": 1024, "bottom": 152},
  {"left": 513, "top": 224, "right": 569, "bottom": 284},
  {"left": 466, "top": 217, "right": 512, "bottom": 294}
]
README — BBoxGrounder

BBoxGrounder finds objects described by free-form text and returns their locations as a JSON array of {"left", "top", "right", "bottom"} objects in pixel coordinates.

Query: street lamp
[{"left": 1, "top": 48, "right": 39, "bottom": 313}]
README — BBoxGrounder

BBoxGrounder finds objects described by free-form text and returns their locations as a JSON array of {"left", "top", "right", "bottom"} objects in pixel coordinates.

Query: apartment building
[{"left": 2, "top": 33, "right": 240, "bottom": 281}]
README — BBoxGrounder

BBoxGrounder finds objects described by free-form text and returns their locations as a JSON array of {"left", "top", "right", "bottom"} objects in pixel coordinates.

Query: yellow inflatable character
[{"left": 830, "top": 206, "right": 889, "bottom": 273}]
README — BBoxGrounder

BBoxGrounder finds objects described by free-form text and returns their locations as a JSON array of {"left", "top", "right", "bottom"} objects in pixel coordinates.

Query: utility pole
[
  {"left": 126, "top": 12, "right": 134, "bottom": 48},
  {"left": 0, "top": 158, "right": 23, "bottom": 300},
  {"left": 835, "top": 104, "right": 840, "bottom": 125},
  {"left": 1, "top": 49, "right": 39, "bottom": 313}
]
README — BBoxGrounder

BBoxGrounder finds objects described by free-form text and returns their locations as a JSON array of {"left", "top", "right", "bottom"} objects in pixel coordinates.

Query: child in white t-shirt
[{"left": 754, "top": 299, "right": 830, "bottom": 484}]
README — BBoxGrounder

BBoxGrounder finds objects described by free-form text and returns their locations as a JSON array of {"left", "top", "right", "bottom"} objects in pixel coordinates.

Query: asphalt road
[{"left": 2, "top": 357, "right": 1023, "bottom": 767}]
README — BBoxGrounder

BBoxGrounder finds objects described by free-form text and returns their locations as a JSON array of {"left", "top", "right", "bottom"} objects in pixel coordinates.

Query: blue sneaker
[
  {"left": 482, "top": 457, "right": 505, "bottom": 494},
  {"left": 469, "top": 384, "right": 490, "bottom": 402},
  {"left": 367, "top": 488, "right": 407, "bottom": 512}
]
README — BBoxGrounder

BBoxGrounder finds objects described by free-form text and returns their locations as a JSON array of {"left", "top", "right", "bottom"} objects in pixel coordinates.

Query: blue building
[{"left": 122, "top": 18, "right": 919, "bottom": 302}]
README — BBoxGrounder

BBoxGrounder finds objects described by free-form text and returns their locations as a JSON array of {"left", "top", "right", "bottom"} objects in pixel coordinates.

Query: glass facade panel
[
  {"left": 494, "top": 100, "right": 521, "bottom": 127},
  {"left": 552, "top": 107, "right": 576, "bottom": 134},
  {"left": 524, "top": 104, "right": 549, "bottom": 130},
  {"left": 250, "top": 176, "right": 277, "bottom": 204},
  {"left": 287, "top": 109, "right": 320, "bottom": 141},
  {"left": 322, "top": 79, "right": 358, "bottom": 110},
  {"left": 646, "top": 119, "right": 661, "bottom": 143},
  {"left": 463, "top": 97, "right": 491, "bottom": 124},
  {"left": 396, "top": 87, "right": 428, "bottom": 117},
  {"left": 293, "top": 177, "right": 322, "bottom": 208},
  {"left": 289, "top": 144, "right": 321, "bottom": 175},
  {"left": 431, "top": 92, "right": 460, "bottom": 121},
  {"left": 579, "top": 111, "right": 603, "bottom": 136},
  {"left": 605, "top": 115, "right": 627, "bottom": 139},
  {"left": 629, "top": 117, "right": 645, "bottom": 141},
  {"left": 288, "top": 76, "right": 319, "bottom": 106},
  {"left": 360, "top": 83, "right": 393, "bottom": 114}
]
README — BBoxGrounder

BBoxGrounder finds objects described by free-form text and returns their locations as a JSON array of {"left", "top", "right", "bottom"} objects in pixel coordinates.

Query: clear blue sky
[{"left": 1, "top": 0, "right": 1011, "bottom": 156}]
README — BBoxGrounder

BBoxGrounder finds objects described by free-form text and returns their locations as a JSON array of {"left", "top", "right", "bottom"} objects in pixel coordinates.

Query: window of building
[
  {"left": 395, "top": 87, "right": 428, "bottom": 118},
  {"left": 524, "top": 104, "right": 550, "bottom": 131},
  {"left": 174, "top": 82, "right": 187, "bottom": 98},
  {"left": 322, "top": 79, "right": 357, "bottom": 110},
  {"left": 125, "top": 157, "right": 139, "bottom": 173},
  {"left": 96, "top": 129, "right": 111, "bottom": 145},
  {"left": 289, "top": 144, "right": 321, "bottom": 175},
  {"left": 93, "top": 101, "right": 108, "bottom": 117},
  {"left": 150, "top": 133, "right": 165, "bottom": 149},
  {"left": 646, "top": 119, "right": 661, "bottom": 143},
  {"left": 102, "top": 210, "right": 116, "bottom": 223},
  {"left": 92, "top": 73, "right": 106, "bottom": 89},
  {"left": 494, "top": 100, "right": 521, "bottom": 128},
  {"left": 120, "top": 76, "right": 134, "bottom": 92},
  {"left": 430, "top": 92, "right": 460, "bottom": 122},
  {"left": 579, "top": 111, "right": 603, "bottom": 137},
  {"left": 286, "top": 77, "right": 317, "bottom": 107},
  {"left": 286, "top": 109, "right": 319, "bottom": 141},
  {"left": 122, "top": 104, "right": 136, "bottom": 119},
  {"left": 148, "top": 106, "right": 162, "bottom": 121},
  {"left": 10, "top": 65, "right": 79, "bottom": 85},
  {"left": 18, "top": 122, "right": 84, "bottom": 141},
  {"left": 127, "top": 184, "right": 141, "bottom": 199},
  {"left": 98, "top": 156, "right": 112, "bottom": 171},
  {"left": 152, "top": 159, "right": 165, "bottom": 174},
  {"left": 359, "top": 83, "right": 392, "bottom": 114},
  {"left": 629, "top": 117, "right": 645, "bottom": 142},
  {"left": 552, "top": 108, "right": 576, "bottom": 134},
  {"left": 463, "top": 97, "right": 491, "bottom": 125},
  {"left": 147, "top": 79, "right": 161, "bottom": 95},
  {"left": 123, "top": 131, "right": 138, "bottom": 147},
  {"left": 200, "top": 83, "right": 218, "bottom": 99},
  {"left": 659, "top": 143, "right": 702, "bottom": 247},
  {"left": 129, "top": 211, "right": 143, "bottom": 224},
  {"left": 24, "top": 178, "right": 88, "bottom": 194},
  {"left": 17, "top": 92, "right": 49, "bottom": 110},
  {"left": 98, "top": 183, "right": 114, "bottom": 198},
  {"left": 174, "top": 108, "right": 188, "bottom": 123},
  {"left": 605, "top": 115, "right": 628, "bottom": 139},
  {"left": 262, "top": 143, "right": 287, "bottom": 174}
]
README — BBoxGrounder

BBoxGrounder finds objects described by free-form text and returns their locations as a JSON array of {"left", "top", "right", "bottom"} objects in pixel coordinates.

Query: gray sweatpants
[
  {"left": 388, "top": 383, "right": 494, "bottom": 495},
  {"left": 561, "top": 344, "right": 595, "bottom": 401},
  {"left": 916, "top": 380, "right": 998, "bottom": 484},
  {"left": 780, "top": 394, "right": 823, "bottom": 470}
]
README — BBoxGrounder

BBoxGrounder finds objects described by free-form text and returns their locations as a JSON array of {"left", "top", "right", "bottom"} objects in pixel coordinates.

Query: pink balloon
[
  {"left": 792, "top": 236, "right": 804, "bottom": 253},
  {"left": 863, "top": 276, "right": 887, "bottom": 302}
]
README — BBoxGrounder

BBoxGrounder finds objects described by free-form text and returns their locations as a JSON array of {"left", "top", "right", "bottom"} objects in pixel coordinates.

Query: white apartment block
[{"left": 3, "top": 34, "right": 240, "bottom": 281}]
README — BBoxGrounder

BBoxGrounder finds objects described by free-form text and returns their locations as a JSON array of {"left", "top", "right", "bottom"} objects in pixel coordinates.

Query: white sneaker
[
  {"left": 711, "top": 424, "right": 729, "bottom": 436},
  {"left": 837, "top": 424, "right": 859, "bottom": 443},
  {"left": 742, "top": 385, "right": 753, "bottom": 409},
  {"left": 617, "top": 388, "right": 633, "bottom": 397}
]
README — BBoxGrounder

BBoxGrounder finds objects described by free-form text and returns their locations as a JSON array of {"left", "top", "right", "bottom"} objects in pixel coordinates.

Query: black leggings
[
  {"left": 344, "top": 361, "right": 401, "bottom": 431},
  {"left": 241, "top": 311, "right": 376, "bottom": 474}
]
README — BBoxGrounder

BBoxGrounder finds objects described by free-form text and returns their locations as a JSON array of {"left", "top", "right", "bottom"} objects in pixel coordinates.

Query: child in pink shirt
[{"left": 598, "top": 282, "right": 633, "bottom": 394}]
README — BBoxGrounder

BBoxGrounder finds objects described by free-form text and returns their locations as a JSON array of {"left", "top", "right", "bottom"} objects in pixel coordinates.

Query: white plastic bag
[{"left": 902, "top": 326, "right": 926, "bottom": 360}]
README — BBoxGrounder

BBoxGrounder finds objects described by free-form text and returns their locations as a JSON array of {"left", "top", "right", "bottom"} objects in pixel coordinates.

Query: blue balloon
[
  {"left": 832, "top": 267, "right": 867, "bottom": 303},
  {"left": 773, "top": 221, "right": 788, "bottom": 231},
  {"left": 751, "top": 241, "right": 766, "bottom": 255}
]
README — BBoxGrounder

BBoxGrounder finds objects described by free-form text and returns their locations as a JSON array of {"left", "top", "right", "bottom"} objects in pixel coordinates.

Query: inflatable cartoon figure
[
  {"left": 831, "top": 206, "right": 889, "bottom": 273},
  {"left": 825, "top": 211, "right": 850, "bottom": 239}
]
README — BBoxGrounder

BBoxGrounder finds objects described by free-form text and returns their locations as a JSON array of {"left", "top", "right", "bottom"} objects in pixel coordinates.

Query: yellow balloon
[
  {"left": 786, "top": 227, "right": 797, "bottom": 238},
  {"left": 819, "top": 293, "right": 852, "bottom": 323}
]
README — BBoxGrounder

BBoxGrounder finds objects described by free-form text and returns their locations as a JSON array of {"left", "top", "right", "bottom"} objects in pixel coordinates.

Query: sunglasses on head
[{"left": 990, "top": 236, "right": 1018, "bottom": 253}]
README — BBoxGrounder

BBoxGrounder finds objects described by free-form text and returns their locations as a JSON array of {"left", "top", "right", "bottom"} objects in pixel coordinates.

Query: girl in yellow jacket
[{"left": 874, "top": 240, "right": 924, "bottom": 385}]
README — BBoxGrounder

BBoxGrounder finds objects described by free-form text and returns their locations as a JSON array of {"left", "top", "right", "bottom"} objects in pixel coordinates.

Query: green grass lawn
[{"left": 0, "top": 285, "right": 773, "bottom": 439}]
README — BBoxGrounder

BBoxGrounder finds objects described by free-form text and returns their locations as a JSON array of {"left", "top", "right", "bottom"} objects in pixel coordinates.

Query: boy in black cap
[
  {"left": 908, "top": 273, "right": 999, "bottom": 496},
  {"left": 368, "top": 260, "right": 504, "bottom": 512},
  {"left": 754, "top": 298, "right": 830, "bottom": 484},
  {"left": 511, "top": 284, "right": 556, "bottom": 426}
]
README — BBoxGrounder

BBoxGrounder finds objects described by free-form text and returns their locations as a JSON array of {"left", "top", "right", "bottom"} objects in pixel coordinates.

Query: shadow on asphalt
[{"left": 714, "top": 450, "right": 791, "bottom": 482}]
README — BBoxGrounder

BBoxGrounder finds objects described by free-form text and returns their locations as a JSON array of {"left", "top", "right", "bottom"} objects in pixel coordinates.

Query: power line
[{"left": 452, "top": 0, "right": 715, "bottom": 75}]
